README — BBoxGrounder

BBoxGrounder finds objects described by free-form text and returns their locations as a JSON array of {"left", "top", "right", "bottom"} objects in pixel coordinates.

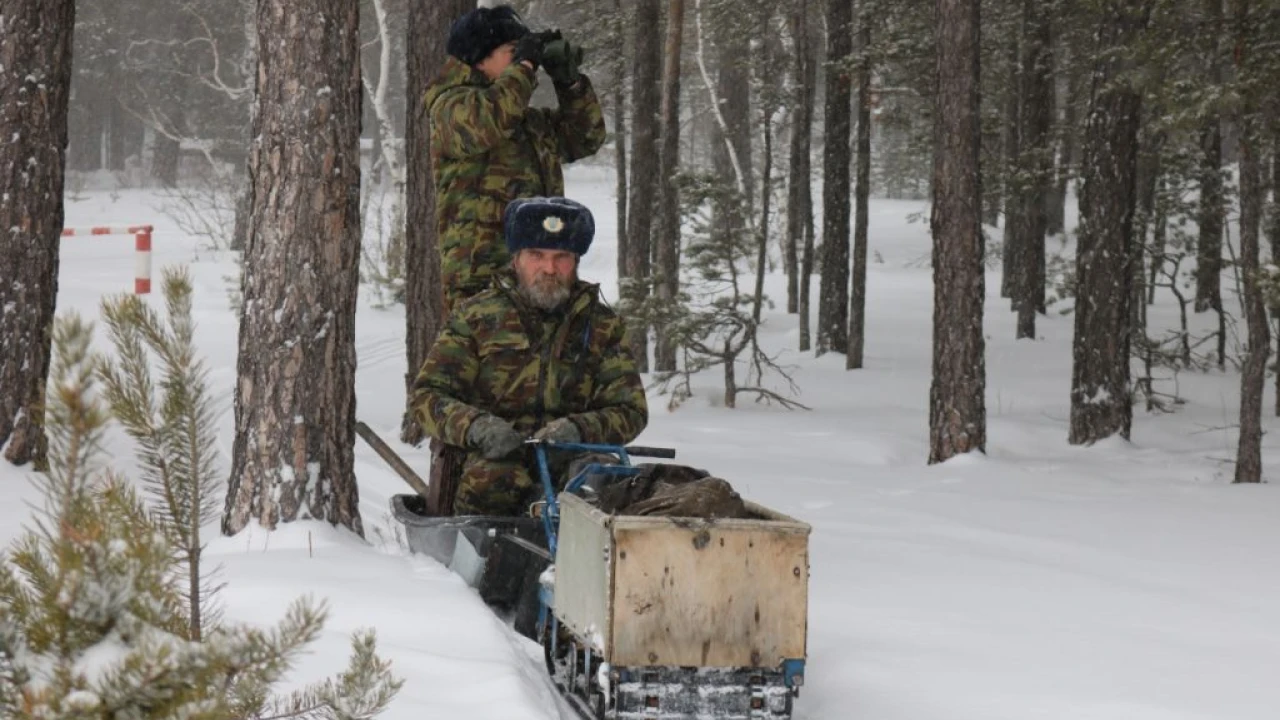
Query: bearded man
[{"left": 411, "top": 197, "right": 648, "bottom": 517}]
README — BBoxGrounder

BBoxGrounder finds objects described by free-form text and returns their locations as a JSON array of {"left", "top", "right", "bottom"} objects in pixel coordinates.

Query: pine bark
[
  {"left": 224, "top": 0, "right": 364, "bottom": 536},
  {"left": 1049, "top": 54, "right": 1081, "bottom": 238},
  {"left": 785, "top": 0, "right": 812, "bottom": 317},
  {"left": 797, "top": 13, "right": 819, "bottom": 352},
  {"left": 614, "top": 0, "right": 629, "bottom": 287},
  {"left": 847, "top": 9, "right": 872, "bottom": 369},
  {"left": 1195, "top": 0, "right": 1225, "bottom": 314},
  {"left": 712, "top": 26, "right": 754, "bottom": 209},
  {"left": 999, "top": 30, "right": 1020, "bottom": 301},
  {"left": 1068, "top": 3, "right": 1150, "bottom": 446},
  {"left": 817, "top": 0, "right": 854, "bottom": 356},
  {"left": 1271, "top": 124, "right": 1280, "bottom": 417},
  {"left": 929, "top": 0, "right": 986, "bottom": 464},
  {"left": 0, "top": 0, "right": 76, "bottom": 468},
  {"left": 1014, "top": 0, "right": 1052, "bottom": 339},
  {"left": 400, "top": 0, "right": 468, "bottom": 444},
  {"left": 1232, "top": 0, "right": 1266, "bottom": 483},
  {"left": 710, "top": 30, "right": 750, "bottom": 286},
  {"left": 653, "top": 0, "right": 685, "bottom": 373},
  {"left": 626, "top": 0, "right": 663, "bottom": 373}
]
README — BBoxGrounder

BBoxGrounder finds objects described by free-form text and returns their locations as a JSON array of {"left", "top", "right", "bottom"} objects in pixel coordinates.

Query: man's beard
[{"left": 519, "top": 272, "right": 573, "bottom": 310}]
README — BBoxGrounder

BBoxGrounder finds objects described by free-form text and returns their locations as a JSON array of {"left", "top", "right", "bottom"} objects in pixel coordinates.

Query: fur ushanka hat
[
  {"left": 503, "top": 197, "right": 595, "bottom": 256},
  {"left": 446, "top": 5, "right": 530, "bottom": 66}
]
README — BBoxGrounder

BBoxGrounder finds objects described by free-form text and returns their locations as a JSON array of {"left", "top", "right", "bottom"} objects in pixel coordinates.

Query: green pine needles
[
  {"left": 99, "top": 268, "right": 224, "bottom": 639},
  {"left": 0, "top": 267, "right": 403, "bottom": 720}
]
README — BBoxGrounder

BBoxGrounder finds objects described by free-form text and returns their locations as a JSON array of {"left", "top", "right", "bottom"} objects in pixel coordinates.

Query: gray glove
[
  {"left": 532, "top": 417, "right": 581, "bottom": 444},
  {"left": 467, "top": 415, "right": 525, "bottom": 460}
]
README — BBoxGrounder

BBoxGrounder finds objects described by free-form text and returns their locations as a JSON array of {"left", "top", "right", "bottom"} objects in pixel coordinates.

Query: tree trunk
[
  {"left": 1015, "top": 0, "right": 1052, "bottom": 338},
  {"left": 1269, "top": 124, "right": 1279, "bottom": 261},
  {"left": 999, "top": 29, "right": 1021, "bottom": 301},
  {"left": 1196, "top": 0, "right": 1225, "bottom": 313},
  {"left": 614, "top": 0, "right": 629, "bottom": 288},
  {"left": 67, "top": 84, "right": 102, "bottom": 172},
  {"left": 149, "top": 51, "right": 189, "bottom": 189},
  {"left": 0, "top": 0, "right": 76, "bottom": 469},
  {"left": 710, "top": 31, "right": 749, "bottom": 286},
  {"left": 230, "top": 1, "right": 260, "bottom": 253},
  {"left": 848, "top": 8, "right": 871, "bottom": 369},
  {"left": 929, "top": 0, "right": 986, "bottom": 464},
  {"left": 786, "top": 0, "right": 813, "bottom": 318},
  {"left": 626, "top": 0, "right": 663, "bottom": 373},
  {"left": 653, "top": 0, "right": 685, "bottom": 373},
  {"left": 401, "top": 0, "right": 468, "bottom": 445},
  {"left": 1232, "top": 0, "right": 1266, "bottom": 483},
  {"left": 712, "top": 26, "right": 754, "bottom": 209},
  {"left": 1132, "top": 128, "right": 1165, "bottom": 334},
  {"left": 753, "top": 114, "right": 773, "bottom": 326},
  {"left": 1068, "top": 2, "right": 1150, "bottom": 446},
  {"left": 1049, "top": 54, "right": 1081, "bottom": 237},
  {"left": 817, "top": 0, "right": 853, "bottom": 356},
  {"left": 797, "top": 14, "right": 819, "bottom": 352},
  {"left": 1147, "top": 175, "right": 1168, "bottom": 305},
  {"left": 1270, "top": 125, "right": 1280, "bottom": 416},
  {"left": 224, "top": 0, "right": 364, "bottom": 536}
]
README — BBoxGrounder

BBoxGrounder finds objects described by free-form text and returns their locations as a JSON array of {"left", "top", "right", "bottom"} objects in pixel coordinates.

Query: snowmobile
[{"left": 379, "top": 431, "right": 812, "bottom": 720}]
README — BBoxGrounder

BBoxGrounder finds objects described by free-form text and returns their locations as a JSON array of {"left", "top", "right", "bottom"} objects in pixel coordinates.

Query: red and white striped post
[{"left": 59, "top": 225, "right": 153, "bottom": 294}]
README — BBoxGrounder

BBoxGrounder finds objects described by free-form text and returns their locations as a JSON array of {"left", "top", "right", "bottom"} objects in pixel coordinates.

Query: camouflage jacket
[
  {"left": 424, "top": 57, "right": 606, "bottom": 306},
  {"left": 411, "top": 270, "right": 648, "bottom": 451}
]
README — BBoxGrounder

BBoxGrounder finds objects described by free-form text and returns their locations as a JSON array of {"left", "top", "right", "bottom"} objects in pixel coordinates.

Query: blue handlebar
[{"left": 530, "top": 440, "right": 675, "bottom": 555}]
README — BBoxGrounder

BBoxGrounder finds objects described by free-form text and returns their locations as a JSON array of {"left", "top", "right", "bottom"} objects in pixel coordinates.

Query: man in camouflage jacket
[
  {"left": 412, "top": 198, "right": 648, "bottom": 517},
  {"left": 426, "top": 5, "right": 607, "bottom": 311}
]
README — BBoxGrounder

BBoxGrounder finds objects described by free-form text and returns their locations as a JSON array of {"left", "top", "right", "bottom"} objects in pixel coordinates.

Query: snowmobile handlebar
[{"left": 522, "top": 438, "right": 676, "bottom": 459}]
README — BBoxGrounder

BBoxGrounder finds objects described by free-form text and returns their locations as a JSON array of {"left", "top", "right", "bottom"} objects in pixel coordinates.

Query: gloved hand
[
  {"left": 541, "top": 37, "right": 584, "bottom": 88},
  {"left": 512, "top": 32, "right": 545, "bottom": 71},
  {"left": 532, "top": 417, "right": 581, "bottom": 444},
  {"left": 467, "top": 415, "right": 525, "bottom": 460}
]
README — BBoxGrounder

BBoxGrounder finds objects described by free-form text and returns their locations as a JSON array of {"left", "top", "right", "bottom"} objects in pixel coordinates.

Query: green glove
[
  {"left": 532, "top": 417, "right": 581, "bottom": 444},
  {"left": 541, "top": 37, "right": 584, "bottom": 88},
  {"left": 467, "top": 415, "right": 525, "bottom": 460}
]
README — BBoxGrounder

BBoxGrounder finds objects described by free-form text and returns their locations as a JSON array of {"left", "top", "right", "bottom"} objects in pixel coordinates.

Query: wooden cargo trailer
[{"left": 553, "top": 491, "right": 810, "bottom": 674}]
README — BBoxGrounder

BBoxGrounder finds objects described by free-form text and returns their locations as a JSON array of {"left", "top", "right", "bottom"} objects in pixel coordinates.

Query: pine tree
[
  {"left": 928, "top": 0, "right": 986, "bottom": 463},
  {"left": 628, "top": 173, "right": 807, "bottom": 411},
  {"left": 1067, "top": 0, "right": 1152, "bottom": 446},
  {"left": 225, "top": 0, "right": 365, "bottom": 536},
  {"left": 0, "top": 294, "right": 402, "bottom": 720},
  {"left": 98, "top": 268, "right": 224, "bottom": 639},
  {"left": 0, "top": 0, "right": 76, "bottom": 469},
  {"left": 817, "top": 0, "right": 854, "bottom": 356}
]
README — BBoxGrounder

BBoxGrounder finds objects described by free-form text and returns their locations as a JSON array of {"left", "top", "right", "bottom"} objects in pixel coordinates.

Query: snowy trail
[{"left": 4, "top": 170, "right": 1279, "bottom": 719}]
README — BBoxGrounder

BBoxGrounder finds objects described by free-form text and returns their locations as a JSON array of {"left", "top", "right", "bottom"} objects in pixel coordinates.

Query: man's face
[
  {"left": 514, "top": 248, "right": 578, "bottom": 310},
  {"left": 476, "top": 40, "right": 518, "bottom": 80}
]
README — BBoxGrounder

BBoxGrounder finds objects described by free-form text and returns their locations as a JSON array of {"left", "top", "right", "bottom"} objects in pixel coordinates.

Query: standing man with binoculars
[{"left": 425, "top": 4, "right": 606, "bottom": 314}]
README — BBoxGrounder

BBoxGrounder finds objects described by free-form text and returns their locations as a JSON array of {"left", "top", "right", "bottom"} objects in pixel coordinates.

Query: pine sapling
[{"left": 0, "top": 297, "right": 403, "bottom": 720}]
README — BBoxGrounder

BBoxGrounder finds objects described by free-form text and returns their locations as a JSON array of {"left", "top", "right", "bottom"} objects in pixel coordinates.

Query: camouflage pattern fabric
[
  {"left": 424, "top": 57, "right": 606, "bottom": 311},
  {"left": 411, "top": 269, "right": 648, "bottom": 516}
]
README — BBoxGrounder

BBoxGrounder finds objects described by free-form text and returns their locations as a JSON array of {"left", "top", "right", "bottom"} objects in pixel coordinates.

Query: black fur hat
[
  {"left": 504, "top": 197, "right": 595, "bottom": 256},
  {"left": 447, "top": 5, "right": 530, "bottom": 66}
]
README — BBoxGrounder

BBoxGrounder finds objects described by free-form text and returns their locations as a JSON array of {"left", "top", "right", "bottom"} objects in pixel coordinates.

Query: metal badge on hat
[{"left": 542, "top": 215, "right": 564, "bottom": 233}]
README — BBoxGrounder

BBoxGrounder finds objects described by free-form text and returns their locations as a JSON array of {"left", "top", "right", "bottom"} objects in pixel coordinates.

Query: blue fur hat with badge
[{"left": 503, "top": 197, "right": 595, "bottom": 256}]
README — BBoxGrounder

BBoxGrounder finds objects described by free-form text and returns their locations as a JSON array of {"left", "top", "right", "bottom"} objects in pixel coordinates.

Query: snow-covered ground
[{"left": 3, "top": 164, "right": 1278, "bottom": 720}]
